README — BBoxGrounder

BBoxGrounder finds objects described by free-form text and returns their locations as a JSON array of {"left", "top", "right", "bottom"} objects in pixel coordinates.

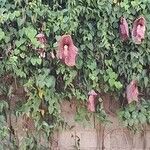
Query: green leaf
[
  {"left": 14, "top": 49, "right": 20, "bottom": 55},
  {"left": 87, "top": 43, "right": 94, "bottom": 50},
  {"left": 45, "top": 76, "right": 56, "bottom": 88},
  {"left": 108, "top": 78, "right": 115, "bottom": 87},
  {"left": 15, "top": 39, "right": 26, "bottom": 47},
  {"left": 128, "top": 119, "right": 134, "bottom": 126},
  {"left": 30, "top": 57, "right": 42, "bottom": 65},
  {"left": 128, "top": 104, "right": 136, "bottom": 112},
  {"left": 30, "top": 58, "right": 36, "bottom": 65},
  {"left": 15, "top": 69, "right": 26, "bottom": 78},
  {"left": 144, "top": 77, "right": 148, "bottom": 87},
  {"left": 31, "top": 38, "right": 40, "bottom": 47},
  {"left": 20, "top": 53, "right": 25, "bottom": 58},
  {"left": 36, "top": 57, "right": 42, "bottom": 65},
  {"left": 124, "top": 111, "right": 130, "bottom": 119},
  {"left": 14, "top": 11, "right": 20, "bottom": 17},
  {"left": 109, "top": 72, "right": 118, "bottom": 79},
  {"left": 132, "top": 111, "right": 137, "bottom": 119},
  {"left": 114, "top": 81, "right": 122, "bottom": 89},
  {"left": 48, "top": 102, "right": 54, "bottom": 114},
  {"left": 25, "top": 27, "right": 37, "bottom": 40},
  {"left": 0, "top": 101, "right": 8, "bottom": 112},
  {"left": 0, "top": 28, "right": 5, "bottom": 41},
  {"left": 54, "top": 25, "right": 59, "bottom": 32},
  {"left": 138, "top": 113, "right": 146, "bottom": 124},
  {"left": 104, "top": 75, "right": 109, "bottom": 82}
]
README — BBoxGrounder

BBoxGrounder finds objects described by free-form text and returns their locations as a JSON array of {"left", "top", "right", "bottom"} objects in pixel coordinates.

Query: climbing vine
[
  {"left": 118, "top": 99, "right": 150, "bottom": 132},
  {"left": 0, "top": 0, "right": 150, "bottom": 148}
]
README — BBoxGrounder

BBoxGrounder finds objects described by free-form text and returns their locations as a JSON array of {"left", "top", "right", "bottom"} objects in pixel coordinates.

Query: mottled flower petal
[
  {"left": 87, "top": 90, "right": 97, "bottom": 112},
  {"left": 58, "top": 35, "right": 78, "bottom": 67},
  {"left": 126, "top": 80, "right": 139, "bottom": 104},
  {"left": 119, "top": 17, "right": 129, "bottom": 41},
  {"left": 88, "top": 90, "right": 97, "bottom": 96},
  {"left": 36, "top": 33, "right": 47, "bottom": 44},
  {"left": 36, "top": 33, "right": 46, "bottom": 58},
  {"left": 132, "top": 17, "right": 146, "bottom": 44}
]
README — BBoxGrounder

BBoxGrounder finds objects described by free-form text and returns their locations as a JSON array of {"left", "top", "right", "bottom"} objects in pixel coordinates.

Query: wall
[
  {"left": 3, "top": 91, "right": 150, "bottom": 150},
  {"left": 51, "top": 100, "right": 150, "bottom": 150}
]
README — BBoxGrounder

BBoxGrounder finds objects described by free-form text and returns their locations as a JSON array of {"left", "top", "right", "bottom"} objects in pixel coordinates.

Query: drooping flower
[
  {"left": 57, "top": 35, "right": 78, "bottom": 67},
  {"left": 87, "top": 90, "right": 97, "bottom": 112},
  {"left": 126, "top": 80, "right": 139, "bottom": 104},
  {"left": 36, "top": 33, "right": 47, "bottom": 44},
  {"left": 119, "top": 17, "right": 129, "bottom": 41},
  {"left": 131, "top": 17, "right": 146, "bottom": 44},
  {"left": 36, "top": 33, "right": 47, "bottom": 58}
]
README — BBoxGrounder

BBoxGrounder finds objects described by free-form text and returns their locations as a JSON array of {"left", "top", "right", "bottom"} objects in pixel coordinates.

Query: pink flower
[
  {"left": 131, "top": 17, "right": 146, "bottom": 44},
  {"left": 126, "top": 80, "right": 139, "bottom": 104},
  {"left": 36, "top": 33, "right": 47, "bottom": 44},
  {"left": 87, "top": 90, "right": 97, "bottom": 112},
  {"left": 119, "top": 17, "right": 129, "bottom": 41},
  {"left": 57, "top": 35, "right": 78, "bottom": 67},
  {"left": 36, "top": 33, "right": 47, "bottom": 58}
]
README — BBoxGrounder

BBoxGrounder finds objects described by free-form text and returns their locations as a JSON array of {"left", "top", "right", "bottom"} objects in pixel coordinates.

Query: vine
[
  {"left": 0, "top": 0, "right": 149, "bottom": 148},
  {"left": 118, "top": 99, "right": 150, "bottom": 132}
]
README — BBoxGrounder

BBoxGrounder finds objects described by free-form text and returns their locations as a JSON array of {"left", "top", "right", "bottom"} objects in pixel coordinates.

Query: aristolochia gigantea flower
[
  {"left": 36, "top": 33, "right": 47, "bottom": 44},
  {"left": 57, "top": 35, "right": 78, "bottom": 67},
  {"left": 131, "top": 17, "right": 146, "bottom": 44},
  {"left": 87, "top": 90, "right": 97, "bottom": 112},
  {"left": 119, "top": 17, "right": 129, "bottom": 41},
  {"left": 36, "top": 33, "right": 47, "bottom": 58},
  {"left": 126, "top": 80, "right": 139, "bottom": 104}
]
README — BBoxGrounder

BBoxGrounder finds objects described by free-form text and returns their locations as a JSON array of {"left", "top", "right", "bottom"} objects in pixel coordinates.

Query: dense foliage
[
  {"left": 118, "top": 99, "right": 150, "bottom": 132},
  {"left": 0, "top": 0, "right": 150, "bottom": 148}
]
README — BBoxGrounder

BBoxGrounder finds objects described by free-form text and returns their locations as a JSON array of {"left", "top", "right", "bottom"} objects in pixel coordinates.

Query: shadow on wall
[{"left": 51, "top": 97, "right": 150, "bottom": 150}]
